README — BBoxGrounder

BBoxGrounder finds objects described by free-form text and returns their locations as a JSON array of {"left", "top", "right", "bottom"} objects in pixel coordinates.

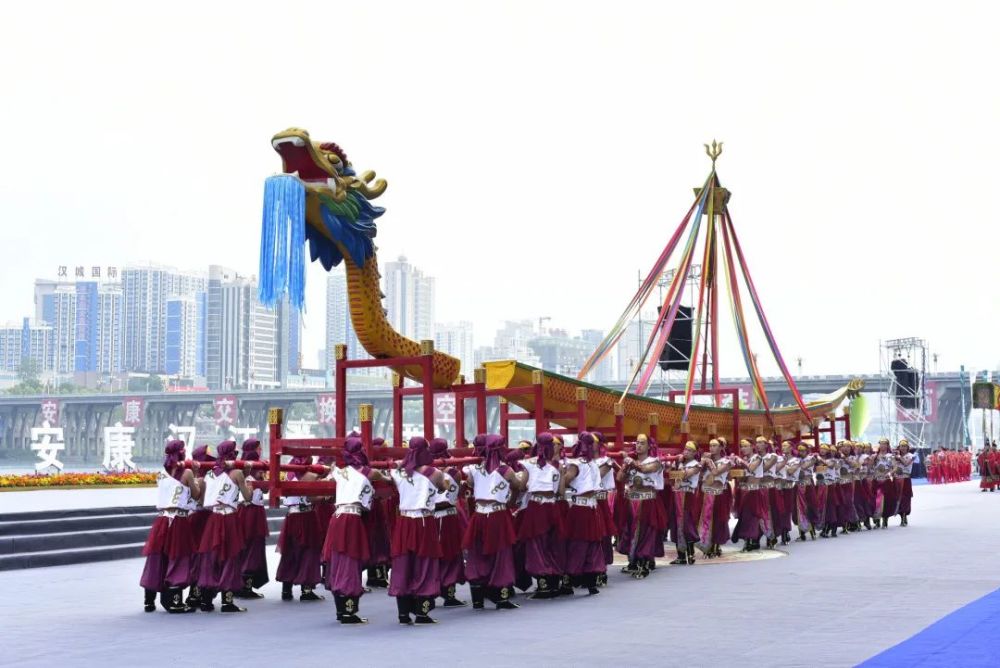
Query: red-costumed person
[
  {"left": 321, "top": 436, "right": 386, "bottom": 624},
  {"left": 894, "top": 440, "right": 915, "bottom": 527},
  {"left": 429, "top": 437, "right": 468, "bottom": 608},
  {"left": 235, "top": 438, "right": 269, "bottom": 599},
  {"left": 514, "top": 432, "right": 564, "bottom": 599},
  {"left": 592, "top": 431, "right": 618, "bottom": 584},
  {"left": 140, "top": 440, "right": 200, "bottom": 613},
  {"left": 276, "top": 454, "right": 325, "bottom": 602},
  {"left": 463, "top": 434, "right": 524, "bottom": 610},
  {"left": 731, "top": 438, "right": 766, "bottom": 552},
  {"left": 559, "top": 432, "right": 609, "bottom": 594},
  {"left": 670, "top": 441, "right": 703, "bottom": 565},
  {"left": 365, "top": 436, "right": 393, "bottom": 589},
  {"left": 697, "top": 438, "right": 732, "bottom": 558},
  {"left": 873, "top": 439, "right": 898, "bottom": 529},
  {"left": 184, "top": 444, "right": 214, "bottom": 609},
  {"left": 196, "top": 440, "right": 254, "bottom": 612},
  {"left": 389, "top": 436, "right": 447, "bottom": 624}
]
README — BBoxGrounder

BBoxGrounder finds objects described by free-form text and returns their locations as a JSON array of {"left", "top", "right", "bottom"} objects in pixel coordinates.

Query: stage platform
[{"left": 2, "top": 481, "right": 998, "bottom": 667}]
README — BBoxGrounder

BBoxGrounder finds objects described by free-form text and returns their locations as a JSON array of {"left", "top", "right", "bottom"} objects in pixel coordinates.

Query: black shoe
[
  {"left": 441, "top": 584, "right": 467, "bottom": 607},
  {"left": 596, "top": 573, "right": 608, "bottom": 587},
  {"left": 339, "top": 595, "right": 367, "bottom": 624},
  {"left": 235, "top": 576, "right": 264, "bottom": 599},
  {"left": 796, "top": 531, "right": 807, "bottom": 542},
  {"left": 300, "top": 587, "right": 324, "bottom": 602},
  {"left": 470, "top": 584, "right": 486, "bottom": 610},
  {"left": 882, "top": 518, "right": 888, "bottom": 529},
  {"left": 901, "top": 515, "right": 908, "bottom": 527},
  {"left": 669, "top": 550, "right": 687, "bottom": 565},
  {"left": 740, "top": 541, "right": 751, "bottom": 553},
  {"left": 864, "top": 519, "right": 872, "bottom": 530},
  {"left": 621, "top": 562, "right": 638, "bottom": 574},
  {"left": 686, "top": 545, "right": 696, "bottom": 564},
  {"left": 586, "top": 574, "right": 601, "bottom": 595},
  {"left": 163, "top": 588, "right": 196, "bottom": 614},
  {"left": 819, "top": 529, "right": 829, "bottom": 538},
  {"left": 397, "top": 596, "right": 413, "bottom": 624},
  {"left": 529, "top": 576, "right": 555, "bottom": 600},
  {"left": 220, "top": 591, "right": 247, "bottom": 613},
  {"left": 281, "top": 583, "right": 293, "bottom": 601},
  {"left": 185, "top": 586, "right": 201, "bottom": 609},
  {"left": 334, "top": 593, "right": 345, "bottom": 621},
  {"left": 144, "top": 589, "right": 157, "bottom": 613},
  {"left": 557, "top": 575, "right": 574, "bottom": 597},
  {"left": 199, "top": 589, "right": 216, "bottom": 612},
  {"left": 413, "top": 597, "right": 438, "bottom": 623},
  {"left": 809, "top": 529, "right": 816, "bottom": 541},
  {"left": 493, "top": 587, "right": 520, "bottom": 610},
  {"left": 367, "top": 565, "right": 389, "bottom": 589}
]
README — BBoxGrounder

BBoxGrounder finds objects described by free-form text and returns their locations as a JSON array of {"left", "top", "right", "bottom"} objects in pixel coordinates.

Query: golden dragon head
[{"left": 270, "top": 127, "right": 387, "bottom": 203}]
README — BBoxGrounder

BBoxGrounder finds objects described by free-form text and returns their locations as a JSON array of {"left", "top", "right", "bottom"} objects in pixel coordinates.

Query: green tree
[{"left": 17, "top": 357, "right": 41, "bottom": 384}]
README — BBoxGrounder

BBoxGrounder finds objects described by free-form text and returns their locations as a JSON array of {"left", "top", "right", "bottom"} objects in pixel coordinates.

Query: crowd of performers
[
  {"left": 977, "top": 442, "right": 999, "bottom": 491},
  {"left": 923, "top": 448, "right": 972, "bottom": 484},
  {"left": 139, "top": 432, "right": 916, "bottom": 623}
]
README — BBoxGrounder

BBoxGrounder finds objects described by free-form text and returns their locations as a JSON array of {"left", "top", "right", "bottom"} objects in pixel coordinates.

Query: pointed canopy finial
[{"left": 704, "top": 139, "right": 723, "bottom": 168}]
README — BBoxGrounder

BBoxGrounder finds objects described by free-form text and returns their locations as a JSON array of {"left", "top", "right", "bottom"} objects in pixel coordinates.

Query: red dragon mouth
[{"left": 271, "top": 135, "right": 334, "bottom": 183}]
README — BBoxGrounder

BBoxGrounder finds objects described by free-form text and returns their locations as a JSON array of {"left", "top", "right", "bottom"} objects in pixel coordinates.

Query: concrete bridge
[{"left": 0, "top": 371, "right": 978, "bottom": 463}]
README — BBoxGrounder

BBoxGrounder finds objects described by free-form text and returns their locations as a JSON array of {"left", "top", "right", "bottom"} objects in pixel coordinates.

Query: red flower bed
[{"left": 0, "top": 471, "right": 157, "bottom": 489}]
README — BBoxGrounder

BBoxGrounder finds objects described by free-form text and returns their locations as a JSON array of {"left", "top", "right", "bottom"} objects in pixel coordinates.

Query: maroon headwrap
[
  {"left": 482, "top": 434, "right": 506, "bottom": 473},
  {"left": 472, "top": 434, "right": 488, "bottom": 457},
  {"left": 343, "top": 437, "right": 368, "bottom": 470},
  {"left": 288, "top": 455, "right": 313, "bottom": 481},
  {"left": 532, "top": 432, "right": 555, "bottom": 463},
  {"left": 241, "top": 438, "right": 261, "bottom": 462},
  {"left": 214, "top": 441, "right": 237, "bottom": 475},
  {"left": 192, "top": 444, "right": 214, "bottom": 462},
  {"left": 403, "top": 436, "right": 433, "bottom": 477},
  {"left": 373, "top": 437, "right": 386, "bottom": 447},
  {"left": 572, "top": 432, "right": 596, "bottom": 461},
  {"left": 593, "top": 431, "right": 607, "bottom": 456},
  {"left": 429, "top": 438, "right": 450, "bottom": 459},
  {"left": 505, "top": 449, "right": 524, "bottom": 472},
  {"left": 163, "top": 440, "right": 186, "bottom": 479}
]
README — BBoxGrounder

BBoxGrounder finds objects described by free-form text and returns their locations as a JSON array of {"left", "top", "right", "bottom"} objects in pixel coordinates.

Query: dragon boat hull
[{"left": 484, "top": 360, "right": 862, "bottom": 442}]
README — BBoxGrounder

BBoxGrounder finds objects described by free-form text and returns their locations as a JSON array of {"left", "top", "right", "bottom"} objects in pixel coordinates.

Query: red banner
[
  {"left": 122, "top": 397, "right": 145, "bottom": 426},
  {"left": 315, "top": 393, "right": 337, "bottom": 425},
  {"left": 39, "top": 399, "right": 59, "bottom": 426},
  {"left": 214, "top": 395, "right": 237, "bottom": 426},
  {"left": 434, "top": 393, "right": 457, "bottom": 425}
]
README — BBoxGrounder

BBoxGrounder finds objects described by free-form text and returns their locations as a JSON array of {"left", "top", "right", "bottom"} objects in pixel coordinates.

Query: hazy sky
[{"left": 2, "top": 1, "right": 998, "bottom": 377}]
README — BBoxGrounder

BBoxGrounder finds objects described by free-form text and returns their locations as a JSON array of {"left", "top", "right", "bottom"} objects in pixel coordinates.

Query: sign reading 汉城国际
[{"left": 56, "top": 265, "right": 119, "bottom": 280}]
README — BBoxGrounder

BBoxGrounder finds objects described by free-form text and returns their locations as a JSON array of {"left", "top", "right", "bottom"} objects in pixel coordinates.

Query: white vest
[
  {"left": 464, "top": 464, "right": 512, "bottom": 504},
  {"left": 246, "top": 475, "right": 265, "bottom": 506},
  {"left": 747, "top": 455, "right": 764, "bottom": 478},
  {"left": 391, "top": 468, "right": 437, "bottom": 513},
  {"left": 203, "top": 470, "right": 240, "bottom": 510},
  {"left": 432, "top": 470, "right": 461, "bottom": 507},
  {"left": 784, "top": 457, "right": 801, "bottom": 483},
  {"left": 773, "top": 455, "right": 787, "bottom": 480},
  {"left": 825, "top": 459, "right": 840, "bottom": 482},
  {"left": 526, "top": 459, "right": 560, "bottom": 494},
  {"left": 595, "top": 456, "right": 615, "bottom": 491},
  {"left": 704, "top": 457, "right": 730, "bottom": 486},
  {"left": 156, "top": 470, "right": 191, "bottom": 510},
  {"left": 333, "top": 466, "right": 375, "bottom": 510},
  {"left": 676, "top": 459, "right": 701, "bottom": 492},
  {"left": 630, "top": 456, "right": 664, "bottom": 491},
  {"left": 565, "top": 458, "right": 598, "bottom": 496},
  {"left": 897, "top": 454, "right": 914, "bottom": 476}
]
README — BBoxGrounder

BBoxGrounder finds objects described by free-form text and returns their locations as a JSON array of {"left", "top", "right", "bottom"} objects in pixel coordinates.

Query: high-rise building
[
  {"left": 435, "top": 321, "right": 475, "bottom": 378},
  {"left": 94, "top": 284, "right": 124, "bottom": 375},
  {"left": 580, "top": 329, "right": 614, "bottom": 383},
  {"left": 205, "top": 265, "right": 294, "bottom": 389},
  {"left": 122, "top": 265, "right": 206, "bottom": 373},
  {"left": 383, "top": 256, "right": 435, "bottom": 342},
  {"left": 325, "top": 270, "right": 376, "bottom": 374},
  {"left": 165, "top": 294, "right": 206, "bottom": 379},
  {"left": 0, "top": 319, "right": 54, "bottom": 373},
  {"left": 492, "top": 320, "right": 541, "bottom": 367},
  {"left": 528, "top": 329, "right": 592, "bottom": 377},
  {"left": 37, "top": 283, "right": 76, "bottom": 375}
]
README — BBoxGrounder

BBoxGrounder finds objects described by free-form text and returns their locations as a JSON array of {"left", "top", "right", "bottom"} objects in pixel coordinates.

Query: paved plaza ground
[{"left": 3, "top": 481, "right": 999, "bottom": 667}]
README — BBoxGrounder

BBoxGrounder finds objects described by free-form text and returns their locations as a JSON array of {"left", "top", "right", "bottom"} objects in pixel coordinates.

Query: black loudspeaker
[
  {"left": 891, "top": 358, "right": 919, "bottom": 409},
  {"left": 659, "top": 305, "right": 693, "bottom": 371}
]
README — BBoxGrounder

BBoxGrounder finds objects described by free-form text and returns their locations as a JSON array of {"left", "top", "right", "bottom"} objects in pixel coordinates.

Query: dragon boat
[{"left": 259, "top": 130, "right": 861, "bottom": 443}]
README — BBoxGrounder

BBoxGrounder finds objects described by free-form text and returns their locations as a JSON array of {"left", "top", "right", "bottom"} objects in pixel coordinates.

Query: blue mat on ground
[{"left": 859, "top": 586, "right": 1000, "bottom": 667}]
